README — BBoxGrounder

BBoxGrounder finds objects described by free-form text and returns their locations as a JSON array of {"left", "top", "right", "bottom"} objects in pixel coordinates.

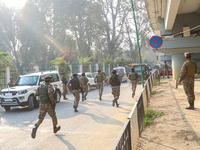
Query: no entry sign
[{"left": 149, "top": 35, "right": 163, "bottom": 49}]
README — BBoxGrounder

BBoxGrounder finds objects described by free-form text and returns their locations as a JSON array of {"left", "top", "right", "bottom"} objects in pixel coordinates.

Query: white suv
[{"left": 0, "top": 71, "right": 63, "bottom": 111}]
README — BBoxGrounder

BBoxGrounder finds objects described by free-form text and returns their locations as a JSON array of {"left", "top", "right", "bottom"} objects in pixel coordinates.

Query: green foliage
[
  {"left": 50, "top": 54, "right": 70, "bottom": 79},
  {"left": 115, "top": 57, "right": 127, "bottom": 66},
  {"left": 77, "top": 56, "right": 93, "bottom": 72},
  {"left": 151, "top": 90, "right": 164, "bottom": 95},
  {"left": 143, "top": 108, "right": 163, "bottom": 127}
]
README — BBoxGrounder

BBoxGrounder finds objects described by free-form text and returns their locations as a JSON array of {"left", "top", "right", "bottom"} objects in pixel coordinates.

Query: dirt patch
[{"left": 137, "top": 78, "right": 200, "bottom": 150}]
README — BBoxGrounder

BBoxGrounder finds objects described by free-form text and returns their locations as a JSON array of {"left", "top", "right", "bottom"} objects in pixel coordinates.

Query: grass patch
[
  {"left": 151, "top": 90, "right": 164, "bottom": 95},
  {"left": 143, "top": 108, "right": 163, "bottom": 127},
  {"left": 154, "top": 80, "right": 167, "bottom": 86}
]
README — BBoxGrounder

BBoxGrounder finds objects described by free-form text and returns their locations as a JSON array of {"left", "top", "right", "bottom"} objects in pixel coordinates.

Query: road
[{"left": 0, "top": 82, "right": 142, "bottom": 150}]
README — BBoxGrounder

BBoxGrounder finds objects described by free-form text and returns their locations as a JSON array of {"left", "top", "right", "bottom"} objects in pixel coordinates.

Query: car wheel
[
  {"left": 88, "top": 84, "right": 91, "bottom": 92},
  {"left": 4, "top": 106, "right": 10, "bottom": 111},
  {"left": 55, "top": 90, "right": 61, "bottom": 103},
  {"left": 28, "top": 95, "right": 34, "bottom": 111}
]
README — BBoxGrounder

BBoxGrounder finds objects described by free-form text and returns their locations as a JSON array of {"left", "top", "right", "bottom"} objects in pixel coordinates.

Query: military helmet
[
  {"left": 44, "top": 76, "right": 52, "bottom": 82},
  {"left": 184, "top": 52, "right": 191, "bottom": 58},
  {"left": 112, "top": 70, "right": 116, "bottom": 74},
  {"left": 73, "top": 73, "right": 78, "bottom": 77},
  {"left": 98, "top": 69, "right": 101, "bottom": 73}
]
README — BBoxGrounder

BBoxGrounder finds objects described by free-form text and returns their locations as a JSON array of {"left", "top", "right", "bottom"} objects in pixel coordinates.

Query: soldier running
[
  {"left": 109, "top": 70, "right": 121, "bottom": 107},
  {"left": 61, "top": 72, "right": 68, "bottom": 100},
  {"left": 31, "top": 76, "right": 61, "bottom": 139},
  {"left": 67, "top": 73, "right": 83, "bottom": 112},
  {"left": 179, "top": 52, "right": 198, "bottom": 110},
  {"left": 94, "top": 70, "right": 105, "bottom": 101},
  {"left": 79, "top": 73, "right": 89, "bottom": 101},
  {"left": 128, "top": 68, "right": 138, "bottom": 98}
]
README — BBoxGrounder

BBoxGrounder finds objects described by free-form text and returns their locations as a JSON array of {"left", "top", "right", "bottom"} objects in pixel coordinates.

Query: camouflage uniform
[
  {"left": 94, "top": 72, "right": 105, "bottom": 100},
  {"left": 128, "top": 71, "right": 138, "bottom": 98},
  {"left": 109, "top": 73, "right": 121, "bottom": 107},
  {"left": 34, "top": 83, "right": 57, "bottom": 127},
  {"left": 67, "top": 78, "right": 83, "bottom": 111},
  {"left": 61, "top": 75, "right": 68, "bottom": 100},
  {"left": 180, "top": 59, "right": 198, "bottom": 107},
  {"left": 163, "top": 62, "right": 169, "bottom": 78},
  {"left": 80, "top": 76, "right": 89, "bottom": 100}
]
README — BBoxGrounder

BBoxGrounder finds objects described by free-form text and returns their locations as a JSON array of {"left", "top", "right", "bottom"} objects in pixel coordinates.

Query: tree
[{"left": 77, "top": 56, "right": 93, "bottom": 72}]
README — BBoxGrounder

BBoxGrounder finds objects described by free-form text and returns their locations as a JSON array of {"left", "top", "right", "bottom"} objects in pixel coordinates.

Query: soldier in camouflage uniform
[
  {"left": 94, "top": 70, "right": 105, "bottom": 101},
  {"left": 67, "top": 73, "right": 83, "bottom": 112},
  {"left": 31, "top": 76, "right": 61, "bottom": 139},
  {"left": 61, "top": 72, "right": 68, "bottom": 100},
  {"left": 7, "top": 77, "right": 15, "bottom": 87},
  {"left": 179, "top": 52, "right": 198, "bottom": 110},
  {"left": 128, "top": 68, "right": 139, "bottom": 98},
  {"left": 163, "top": 61, "right": 170, "bottom": 78},
  {"left": 80, "top": 73, "right": 89, "bottom": 101},
  {"left": 109, "top": 70, "right": 121, "bottom": 107}
]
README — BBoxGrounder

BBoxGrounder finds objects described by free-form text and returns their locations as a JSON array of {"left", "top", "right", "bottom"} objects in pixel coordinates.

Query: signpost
[{"left": 149, "top": 35, "right": 163, "bottom": 49}]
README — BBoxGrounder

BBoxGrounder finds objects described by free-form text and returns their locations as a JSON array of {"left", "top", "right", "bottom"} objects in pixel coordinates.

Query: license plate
[
  {"left": 4, "top": 99, "right": 12, "bottom": 102},
  {"left": 5, "top": 93, "right": 12, "bottom": 96}
]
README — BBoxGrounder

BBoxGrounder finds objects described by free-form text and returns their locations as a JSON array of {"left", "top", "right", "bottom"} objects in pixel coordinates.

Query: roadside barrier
[{"left": 112, "top": 70, "right": 160, "bottom": 150}]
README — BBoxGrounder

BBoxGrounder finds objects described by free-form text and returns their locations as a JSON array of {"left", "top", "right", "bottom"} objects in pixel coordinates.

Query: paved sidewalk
[{"left": 138, "top": 78, "right": 200, "bottom": 150}]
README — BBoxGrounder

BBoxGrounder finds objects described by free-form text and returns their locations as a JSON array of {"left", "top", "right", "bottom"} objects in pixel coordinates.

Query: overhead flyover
[{"left": 145, "top": 0, "right": 200, "bottom": 79}]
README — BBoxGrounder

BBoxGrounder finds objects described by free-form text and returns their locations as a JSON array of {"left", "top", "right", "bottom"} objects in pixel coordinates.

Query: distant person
[
  {"left": 79, "top": 73, "right": 89, "bottom": 101},
  {"left": 61, "top": 72, "right": 68, "bottom": 100},
  {"left": 128, "top": 68, "right": 138, "bottom": 98},
  {"left": 101, "top": 70, "right": 106, "bottom": 86},
  {"left": 163, "top": 61, "right": 169, "bottom": 78},
  {"left": 7, "top": 77, "right": 14, "bottom": 87},
  {"left": 179, "top": 52, "right": 198, "bottom": 110},
  {"left": 67, "top": 73, "right": 83, "bottom": 112},
  {"left": 109, "top": 70, "right": 121, "bottom": 107},
  {"left": 31, "top": 76, "right": 61, "bottom": 139},
  {"left": 94, "top": 70, "right": 104, "bottom": 101}
]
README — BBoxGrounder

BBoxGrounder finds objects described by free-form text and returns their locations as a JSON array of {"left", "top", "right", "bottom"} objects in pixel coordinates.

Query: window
[
  {"left": 52, "top": 74, "right": 59, "bottom": 82},
  {"left": 87, "top": 74, "right": 92, "bottom": 78}
]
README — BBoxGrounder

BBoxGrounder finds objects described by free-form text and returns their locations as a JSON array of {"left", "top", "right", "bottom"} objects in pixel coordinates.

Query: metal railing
[{"left": 112, "top": 69, "right": 160, "bottom": 150}]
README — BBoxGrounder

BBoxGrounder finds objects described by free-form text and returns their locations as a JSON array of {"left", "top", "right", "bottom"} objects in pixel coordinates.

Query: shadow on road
[{"left": 56, "top": 134, "right": 77, "bottom": 150}]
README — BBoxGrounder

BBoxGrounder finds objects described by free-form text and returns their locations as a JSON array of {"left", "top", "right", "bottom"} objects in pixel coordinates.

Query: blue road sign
[{"left": 149, "top": 35, "right": 163, "bottom": 49}]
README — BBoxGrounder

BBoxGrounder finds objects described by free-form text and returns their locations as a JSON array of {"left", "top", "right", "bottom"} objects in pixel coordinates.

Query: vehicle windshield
[
  {"left": 133, "top": 66, "right": 145, "bottom": 72},
  {"left": 15, "top": 76, "right": 39, "bottom": 86},
  {"left": 114, "top": 68, "right": 124, "bottom": 73}
]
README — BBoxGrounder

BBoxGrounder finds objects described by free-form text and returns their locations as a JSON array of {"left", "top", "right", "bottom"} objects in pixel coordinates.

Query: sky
[{"left": 1, "top": 0, "right": 27, "bottom": 8}]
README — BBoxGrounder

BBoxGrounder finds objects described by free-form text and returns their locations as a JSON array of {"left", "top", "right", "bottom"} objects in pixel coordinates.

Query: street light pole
[{"left": 130, "top": 0, "right": 144, "bottom": 87}]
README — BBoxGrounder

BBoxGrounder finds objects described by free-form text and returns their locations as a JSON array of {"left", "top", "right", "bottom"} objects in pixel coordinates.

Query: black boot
[
  {"left": 99, "top": 95, "right": 102, "bottom": 101},
  {"left": 74, "top": 107, "right": 78, "bottom": 112},
  {"left": 115, "top": 100, "right": 119, "bottom": 107},
  {"left": 112, "top": 100, "right": 115, "bottom": 107},
  {"left": 132, "top": 93, "right": 135, "bottom": 98},
  {"left": 85, "top": 94, "right": 87, "bottom": 100},
  {"left": 31, "top": 126, "right": 38, "bottom": 139},
  {"left": 63, "top": 96, "right": 68, "bottom": 100},
  {"left": 53, "top": 126, "right": 61, "bottom": 133},
  {"left": 82, "top": 96, "right": 84, "bottom": 101},
  {"left": 185, "top": 103, "right": 194, "bottom": 110}
]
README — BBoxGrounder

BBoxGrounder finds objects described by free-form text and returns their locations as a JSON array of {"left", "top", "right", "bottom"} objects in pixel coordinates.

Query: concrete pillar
[
  {"left": 5, "top": 66, "right": 10, "bottom": 85},
  {"left": 79, "top": 64, "right": 82, "bottom": 73},
  {"left": 68, "top": 65, "right": 72, "bottom": 77},
  {"left": 172, "top": 54, "right": 185, "bottom": 80},
  {"left": 96, "top": 63, "right": 98, "bottom": 72},
  {"left": 90, "top": 64, "right": 92, "bottom": 72},
  {"left": 33, "top": 65, "right": 39, "bottom": 72},
  {"left": 108, "top": 64, "right": 110, "bottom": 76},
  {"left": 103, "top": 63, "right": 105, "bottom": 73},
  {"left": 54, "top": 64, "right": 59, "bottom": 72}
]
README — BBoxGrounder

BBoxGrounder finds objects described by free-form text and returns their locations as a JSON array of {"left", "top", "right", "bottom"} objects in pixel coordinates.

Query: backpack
[
  {"left": 39, "top": 84, "right": 51, "bottom": 104},
  {"left": 96, "top": 74, "right": 103, "bottom": 82}
]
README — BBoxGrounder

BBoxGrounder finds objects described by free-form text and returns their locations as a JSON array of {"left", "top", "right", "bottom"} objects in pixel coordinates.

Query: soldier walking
[
  {"left": 31, "top": 76, "right": 61, "bottom": 139},
  {"left": 179, "top": 52, "right": 198, "bottom": 110},
  {"left": 109, "top": 70, "right": 121, "bottom": 107},
  {"left": 80, "top": 73, "right": 89, "bottom": 101},
  {"left": 67, "top": 73, "right": 83, "bottom": 112},
  {"left": 94, "top": 70, "right": 104, "bottom": 101},
  {"left": 128, "top": 68, "right": 138, "bottom": 98},
  {"left": 163, "top": 61, "right": 169, "bottom": 78},
  {"left": 7, "top": 77, "right": 15, "bottom": 87},
  {"left": 61, "top": 72, "right": 68, "bottom": 100}
]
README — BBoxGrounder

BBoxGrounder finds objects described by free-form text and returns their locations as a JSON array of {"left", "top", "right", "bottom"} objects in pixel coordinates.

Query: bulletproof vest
[
  {"left": 96, "top": 73, "right": 103, "bottom": 82},
  {"left": 185, "top": 60, "right": 196, "bottom": 77},
  {"left": 110, "top": 75, "right": 120, "bottom": 86},
  {"left": 39, "top": 83, "right": 51, "bottom": 104},
  {"left": 129, "top": 72, "right": 137, "bottom": 81},
  {"left": 80, "top": 76, "right": 87, "bottom": 85},
  {"left": 70, "top": 78, "right": 80, "bottom": 90}
]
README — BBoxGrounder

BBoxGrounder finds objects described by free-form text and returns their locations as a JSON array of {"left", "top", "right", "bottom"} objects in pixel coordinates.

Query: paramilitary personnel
[
  {"left": 61, "top": 72, "right": 68, "bottom": 100},
  {"left": 179, "top": 52, "right": 198, "bottom": 110},
  {"left": 67, "top": 73, "right": 83, "bottom": 112},
  {"left": 163, "top": 61, "right": 170, "bottom": 78},
  {"left": 94, "top": 70, "right": 105, "bottom": 101},
  {"left": 79, "top": 73, "right": 89, "bottom": 101},
  {"left": 109, "top": 70, "right": 121, "bottom": 107},
  {"left": 31, "top": 76, "right": 61, "bottom": 139},
  {"left": 128, "top": 68, "right": 138, "bottom": 98},
  {"left": 7, "top": 77, "right": 14, "bottom": 87}
]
